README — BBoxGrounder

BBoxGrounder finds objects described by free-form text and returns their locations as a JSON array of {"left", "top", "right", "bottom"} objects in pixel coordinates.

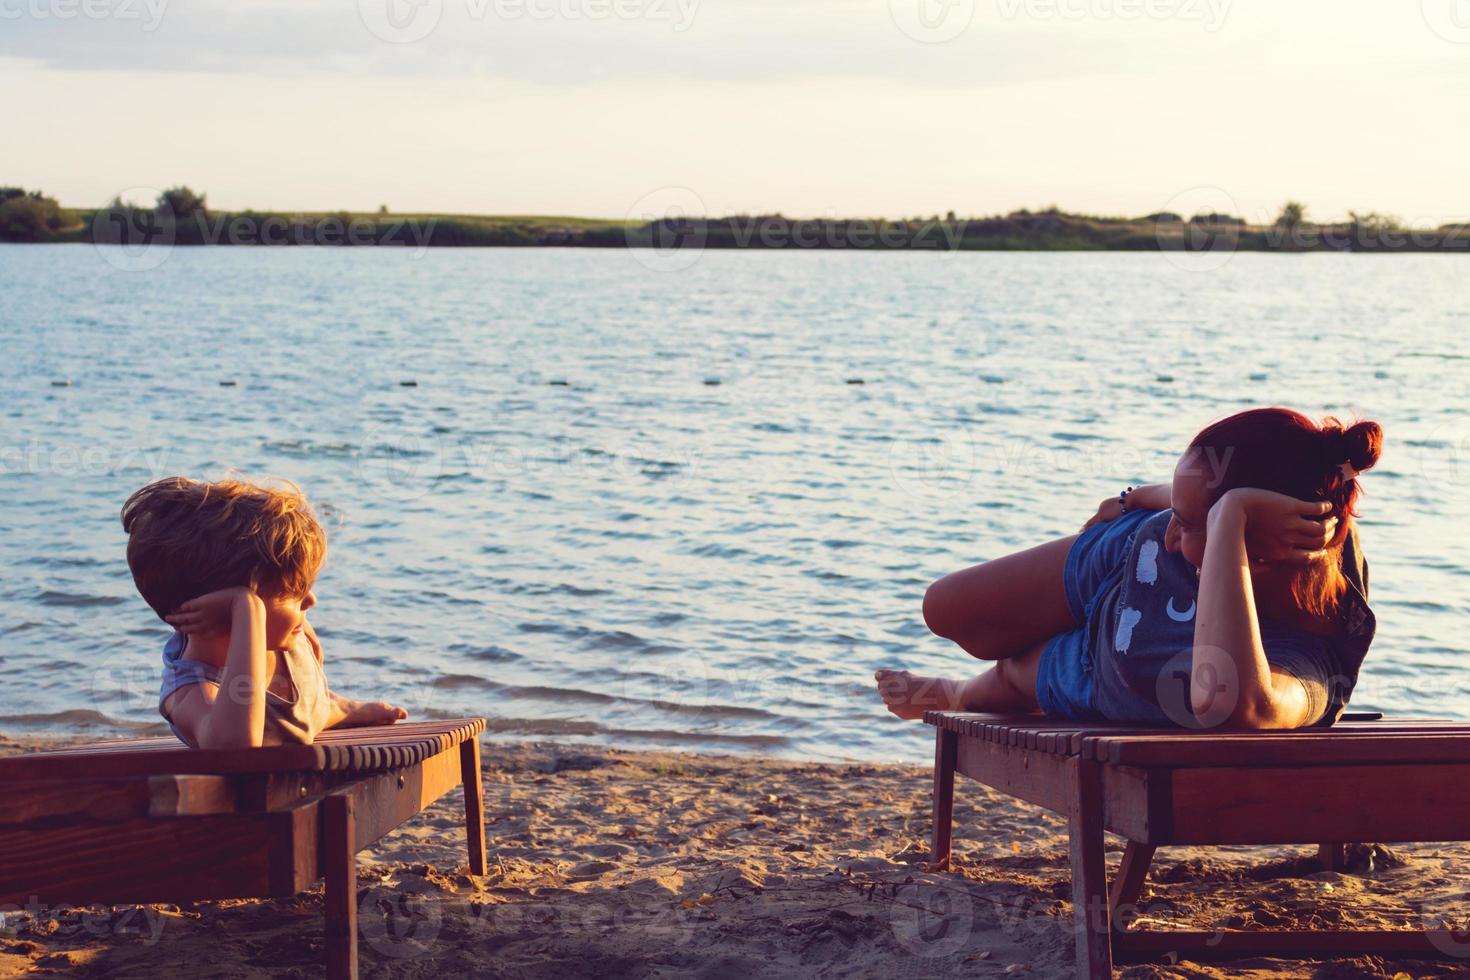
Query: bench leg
[
  {"left": 460, "top": 737, "right": 488, "bottom": 875},
  {"left": 323, "top": 794, "right": 359, "bottom": 980},
  {"left": 1108, "top": 841, "right": 1156, "bottom": 923},
  {"left": 1069, "top": 758, "right": 1112, "bottom": 980},
  {"left": 931, "top": 728, "right": 958, "bottom": 871},
  {"left": 1317, "top": 842, "right": 1346, "bottom": 871}
]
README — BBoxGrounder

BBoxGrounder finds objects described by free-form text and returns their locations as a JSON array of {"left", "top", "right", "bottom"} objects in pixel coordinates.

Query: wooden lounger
[
  {"left": 0, "top": 718, "right": 488, "bottom": 980},
  {"left": 925, "top": 710, "right": 1470, "bottom": 979}
]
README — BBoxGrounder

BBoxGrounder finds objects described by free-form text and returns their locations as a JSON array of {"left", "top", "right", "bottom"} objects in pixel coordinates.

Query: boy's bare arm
[
  {"left": 165, "top": 589, "right": 270, "bottom": 748},
  {"left": 302, "top": 620, "right": 409, "bottom": 729}
]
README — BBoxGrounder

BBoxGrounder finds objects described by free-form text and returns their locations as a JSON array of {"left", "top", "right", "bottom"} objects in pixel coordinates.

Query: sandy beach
[{"left": 2, "top": 735, "right": 1469, "bottom": 979}]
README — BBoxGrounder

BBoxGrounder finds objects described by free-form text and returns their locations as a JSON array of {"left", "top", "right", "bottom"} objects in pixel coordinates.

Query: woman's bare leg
[
  {"left": 874, "top": 639, "right": 1045, "bottom": 720},
  {"left": 922, "top": 534, "right": 1080, "bottom": 661}
]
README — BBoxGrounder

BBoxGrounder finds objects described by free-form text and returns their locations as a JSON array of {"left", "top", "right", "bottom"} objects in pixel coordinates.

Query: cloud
[{"left": 0, "top": 0, "right": 1211, "bottom": 86}]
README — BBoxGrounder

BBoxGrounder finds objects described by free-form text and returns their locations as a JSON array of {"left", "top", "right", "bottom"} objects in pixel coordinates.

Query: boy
[{"left": 121, "top": 476, "right": 407, "bottom": 748}]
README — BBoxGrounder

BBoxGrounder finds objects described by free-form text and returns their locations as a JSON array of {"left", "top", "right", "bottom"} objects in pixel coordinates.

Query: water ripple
[{"left": 1, "top": 247, "right": 1465, "bottom": 761}]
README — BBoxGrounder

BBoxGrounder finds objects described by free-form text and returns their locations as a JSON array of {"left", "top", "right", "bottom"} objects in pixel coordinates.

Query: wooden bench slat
[
  {"left": 1114, "top": 929, "right": 1462, "bottom": 959},
  {"left": 925, "top": 711, "right": 1461, "bottom": 733},
  {"left": 37, "top": 738, "right": 182, "bottom": 754},
  {"left": 1090, "top": 728, "right": 1470, "bottom": 762},
  {"left": 0, "top": 810, "right": 290, "bottom": 906},
  {"left": 0, "top": 744, "right": 331, "bottom": 779},
  {"left": 1100, "top": 733, "right": 1470, "bottom": 767},
  {"left": 1328, "top": 721, "right": 1465, "bottom": 729},
  {"left": 923, "top": 712, "right": 1470, "bottom": 766},
  {"left": 0, "top": 719, "right": 487, "bottom": 780},
  {"left": 52, "top": 719, "right": 488, "bottom": 754},
  {"left": 0, "top": 776, "right": 237, "bottom": 824}
]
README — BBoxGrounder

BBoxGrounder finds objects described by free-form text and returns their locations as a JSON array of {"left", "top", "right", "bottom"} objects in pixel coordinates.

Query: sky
[{"left": 4, "top": 0, "right": 1469, "bottom": 222}]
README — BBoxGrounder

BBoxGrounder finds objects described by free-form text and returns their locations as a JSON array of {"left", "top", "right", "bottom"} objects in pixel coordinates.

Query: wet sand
[{"left": 2, "top": 736, "right": 1470, "bottom": 978}]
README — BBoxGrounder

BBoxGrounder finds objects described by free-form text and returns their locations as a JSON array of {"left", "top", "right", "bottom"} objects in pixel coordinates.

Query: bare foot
[{"left": 874, "top": 669, "right": 966, "bottom": 720}]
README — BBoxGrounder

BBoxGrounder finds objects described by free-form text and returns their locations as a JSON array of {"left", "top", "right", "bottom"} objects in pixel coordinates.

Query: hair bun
[{"left": 1344, "top": 419, "right": 1383, "bottom": 474}]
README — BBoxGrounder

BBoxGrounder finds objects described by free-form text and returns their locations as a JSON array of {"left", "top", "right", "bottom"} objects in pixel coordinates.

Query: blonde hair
[{"left": 121, "top": 476, "right": 327, "bottom": 619}]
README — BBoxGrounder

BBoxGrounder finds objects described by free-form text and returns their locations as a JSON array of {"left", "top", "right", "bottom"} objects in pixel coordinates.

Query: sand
[{"left": 3, "top": 736, "right": 1470, "bottom": 979}]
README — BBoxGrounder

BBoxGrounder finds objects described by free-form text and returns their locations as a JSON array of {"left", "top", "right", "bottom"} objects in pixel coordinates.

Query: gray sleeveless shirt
[{"left": 159, "top": 630, "right": 331, "bottom": 746}]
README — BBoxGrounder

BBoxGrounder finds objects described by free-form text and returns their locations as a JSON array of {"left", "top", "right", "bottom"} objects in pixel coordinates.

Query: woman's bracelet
[{"left": 1118, "top": 486, "right": 1135, "bottom": 511}]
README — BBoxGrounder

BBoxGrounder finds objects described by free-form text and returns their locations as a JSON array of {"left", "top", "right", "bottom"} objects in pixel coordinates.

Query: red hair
[{"left": 1188, "top": 408, "right": 1383, "bottom": 619}]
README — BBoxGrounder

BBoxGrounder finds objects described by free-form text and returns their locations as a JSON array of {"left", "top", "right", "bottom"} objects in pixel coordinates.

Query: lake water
[{"left": 1, "top": 244, "right": 1467, "bottom": 763}]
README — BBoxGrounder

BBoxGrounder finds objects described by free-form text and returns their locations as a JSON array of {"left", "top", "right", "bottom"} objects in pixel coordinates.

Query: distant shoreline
[{"left": 7, "top": 200, "right": 1470, "bottom": 253}]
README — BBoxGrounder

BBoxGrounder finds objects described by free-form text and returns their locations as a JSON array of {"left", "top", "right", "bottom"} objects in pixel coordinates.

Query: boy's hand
[
  {"left": 166, "top": 587, "right": 259, "bottom": 637},
  {"left": 334, "top": 698, "right": 409, "bottom": 728}
]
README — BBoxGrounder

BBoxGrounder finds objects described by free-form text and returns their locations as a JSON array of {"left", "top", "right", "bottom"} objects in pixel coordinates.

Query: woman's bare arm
[
  {"left": 1081, "top": 482, "right": 1172, "bottom": 530},
  {"left": 1190, "top": 490, "right": 1328, "bottom": 729},
  {"left": 1128, "top": 483, "right": 1173, "bottom": 510}
]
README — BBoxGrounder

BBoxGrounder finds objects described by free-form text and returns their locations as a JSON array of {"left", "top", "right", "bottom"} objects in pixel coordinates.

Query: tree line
[{"left": 2, "top": 186, "right": 1466, "bottom": 252}]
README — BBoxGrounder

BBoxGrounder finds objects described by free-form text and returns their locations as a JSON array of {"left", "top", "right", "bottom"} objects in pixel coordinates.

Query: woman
[{"left": 875, "top": 408, "right": 1382, "bottom": 730}]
